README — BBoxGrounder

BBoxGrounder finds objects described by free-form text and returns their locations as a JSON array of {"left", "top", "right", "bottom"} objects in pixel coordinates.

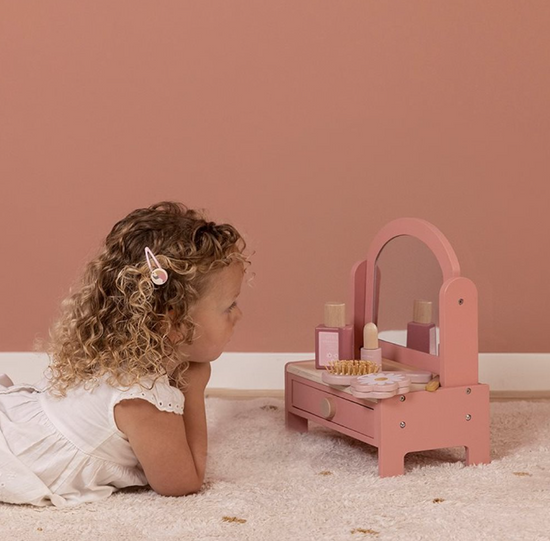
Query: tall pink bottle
[
  {"left": 406, "top": 299, "right": 437, "bottom": 355},
  {"left": 315, "top": 302, "right": 354, "bottom": 370}
]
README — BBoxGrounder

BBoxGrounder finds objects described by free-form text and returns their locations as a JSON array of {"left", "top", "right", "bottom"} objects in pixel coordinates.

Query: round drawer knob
[{"left": 320, "top": 397, "right": 336, "bottom": 420}]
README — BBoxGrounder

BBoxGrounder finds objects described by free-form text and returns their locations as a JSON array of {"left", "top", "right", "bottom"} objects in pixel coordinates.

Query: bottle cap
[
  {"left": 324, "top": 302, "right": 346, "bottom": 328},
  {"left": 413, "top": 300, "right": 432, "bottom": 324}
]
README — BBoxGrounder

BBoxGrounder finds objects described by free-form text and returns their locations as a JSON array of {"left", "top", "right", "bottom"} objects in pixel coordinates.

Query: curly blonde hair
[{"left": 46, "top": 201, "right": 247, "bottom": 395}]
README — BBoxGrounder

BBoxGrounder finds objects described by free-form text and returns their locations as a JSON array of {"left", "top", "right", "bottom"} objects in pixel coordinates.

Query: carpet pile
[{"left": 1, "top": 398, "right": 549, "bottom": 540}]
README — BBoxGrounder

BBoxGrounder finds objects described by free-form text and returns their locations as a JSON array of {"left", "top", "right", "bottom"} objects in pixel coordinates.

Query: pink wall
[{"left": 1, "top": 1, "right": 549, "bottom": 353}]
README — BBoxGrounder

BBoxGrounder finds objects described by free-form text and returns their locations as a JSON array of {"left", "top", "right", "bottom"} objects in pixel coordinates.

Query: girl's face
[{"left": 174, "top": 262, "right": 244, "bottom": 364}]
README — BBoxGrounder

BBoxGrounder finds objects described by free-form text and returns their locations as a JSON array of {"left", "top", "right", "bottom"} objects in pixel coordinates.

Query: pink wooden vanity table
[{"left": 285, "top": 218, "right": 491, "bottom": 477}]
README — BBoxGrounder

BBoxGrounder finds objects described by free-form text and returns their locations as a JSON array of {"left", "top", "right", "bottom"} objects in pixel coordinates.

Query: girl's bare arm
[{"left": 114, "top": 362, "right": 211, "bottom": 496}]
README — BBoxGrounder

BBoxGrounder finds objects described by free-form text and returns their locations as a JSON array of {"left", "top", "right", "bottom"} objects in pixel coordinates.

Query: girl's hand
[
  {"left": 169, "top": 360, "right": 211, "bottom": 393},
  {"left": 183, "top": 361, "right": 211, "bottom": 393}
]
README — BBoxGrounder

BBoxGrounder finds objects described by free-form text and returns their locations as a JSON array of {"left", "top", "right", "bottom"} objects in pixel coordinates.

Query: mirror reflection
[{"left": 375, "top": 235, "right": 442, "bottom": 355}]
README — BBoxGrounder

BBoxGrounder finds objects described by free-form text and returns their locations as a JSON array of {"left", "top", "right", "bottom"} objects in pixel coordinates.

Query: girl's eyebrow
[{"left": 231, "top": 285, "right": 242, "bottom": 297}]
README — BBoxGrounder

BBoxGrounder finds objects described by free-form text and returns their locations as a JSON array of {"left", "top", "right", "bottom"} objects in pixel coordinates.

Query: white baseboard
[{"left": 1, "top": 352, "right": 549, "bottom": 396}]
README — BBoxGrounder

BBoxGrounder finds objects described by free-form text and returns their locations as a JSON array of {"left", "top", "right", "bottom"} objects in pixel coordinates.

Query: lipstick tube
[{"left": 360, "top": 322, "right": 382, "bottom": 367}]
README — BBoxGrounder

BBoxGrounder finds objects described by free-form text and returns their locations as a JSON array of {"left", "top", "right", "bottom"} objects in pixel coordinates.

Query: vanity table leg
[
  {"left": 463, "top": 387, "right": 491, "bottom": 466},
  {"left": 464, "top": 441, "right": 491, "bottom": 466},
  {"left": 286, "top": 411, "right": 308, "bottom": 433},
  {"left": 378, "top": 447, "right": 405, "bottom": 477}
]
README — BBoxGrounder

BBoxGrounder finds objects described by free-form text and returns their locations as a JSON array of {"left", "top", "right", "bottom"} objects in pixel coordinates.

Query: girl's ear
[
  {"left": 167, "top": 322, "right": 184, "bottom": 344},
  {"left": 164, "top": 309, "right": 180, "bottom": 339}
]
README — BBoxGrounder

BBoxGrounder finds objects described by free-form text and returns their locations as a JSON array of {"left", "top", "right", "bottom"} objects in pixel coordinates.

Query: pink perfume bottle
[
  {"left": 406, "top": 299, "right": 437, "bottom": 354},
  {"left": 315, "top": 302, "right": 354, "bottom": 370}
]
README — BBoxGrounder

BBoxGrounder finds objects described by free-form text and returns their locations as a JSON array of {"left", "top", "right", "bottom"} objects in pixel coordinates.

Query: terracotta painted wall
[{"left": 1, "top": 1, "right": 549, "bottom": 353}]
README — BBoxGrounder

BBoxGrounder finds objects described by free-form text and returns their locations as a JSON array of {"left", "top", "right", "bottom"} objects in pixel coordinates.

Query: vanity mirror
[
  {"left": 285, "top": 217, "right": 490, "bottom": 477},
  {"left": 352, "top": 217, "right": 474, "bottom": 386},
  {"left": 374, "top": 235, "right": 442, "bottom": 353}
]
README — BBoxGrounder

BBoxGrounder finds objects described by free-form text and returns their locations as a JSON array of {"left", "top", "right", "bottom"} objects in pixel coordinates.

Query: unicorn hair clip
[{"left": 144, "top": 247, "right": 169, "bottom": 286}]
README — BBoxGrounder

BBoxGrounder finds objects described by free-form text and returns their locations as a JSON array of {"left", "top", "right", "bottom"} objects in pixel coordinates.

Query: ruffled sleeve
[{"left": 111, "top": 375, "right": 184, "bottom": 419}]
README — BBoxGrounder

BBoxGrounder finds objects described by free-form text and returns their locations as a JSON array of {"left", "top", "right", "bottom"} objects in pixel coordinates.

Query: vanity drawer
[{"left": 291, "top": 380, "right": 375, "bottom": 437}]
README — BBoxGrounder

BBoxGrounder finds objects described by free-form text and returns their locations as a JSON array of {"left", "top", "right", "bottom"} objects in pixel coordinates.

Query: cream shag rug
[{"left": 1, "top": 398, "right": 549, "bottom": 541}]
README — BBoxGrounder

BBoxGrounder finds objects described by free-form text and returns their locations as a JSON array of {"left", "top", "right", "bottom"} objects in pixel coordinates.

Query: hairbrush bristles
[{"left": 326, "top": 360, "right": 380, "bottom": 376}]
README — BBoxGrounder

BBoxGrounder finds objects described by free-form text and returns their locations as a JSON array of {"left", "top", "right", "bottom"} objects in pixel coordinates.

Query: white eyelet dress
[{"left": 0, "top": 374, "right": 184, "bottom": 507}]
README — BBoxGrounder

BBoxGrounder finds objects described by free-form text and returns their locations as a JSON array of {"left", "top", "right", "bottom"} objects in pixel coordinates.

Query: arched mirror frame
[
  {"left": 373, "top": 235, "right": 444, "bottom": 350},
  {"left": 351, "top": 218, "right": 479, "bottom": 388}
]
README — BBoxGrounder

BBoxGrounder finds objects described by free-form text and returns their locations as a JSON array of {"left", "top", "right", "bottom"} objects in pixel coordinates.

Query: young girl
[{"left": 0, "top": 201, "right": 247, "bottom": 507}]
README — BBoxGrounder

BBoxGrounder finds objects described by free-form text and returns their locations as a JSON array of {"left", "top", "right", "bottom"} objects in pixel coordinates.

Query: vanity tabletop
[{"left": 286, "top": 360, "right": 429, "bottom": 401}]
